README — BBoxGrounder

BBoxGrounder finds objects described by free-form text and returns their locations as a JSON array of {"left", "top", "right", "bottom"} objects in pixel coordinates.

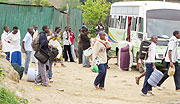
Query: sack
[
  {"left": 139, "top": 40, "right": 151, "bottom": 60},
  {"left": 34, "top": 47, "right": 50, "bottom": 64},
  {"left": 84, "top": 47, "right": 93, "bottom": 57},
  {"left": 27, "top": 68, "right": 38, "bottom": 82},
  {"left": 31, "top": 34, "right": 40, "bottom": 51},
  {"left": 168, "top": 65, "right": 175, "bottom": 77}
]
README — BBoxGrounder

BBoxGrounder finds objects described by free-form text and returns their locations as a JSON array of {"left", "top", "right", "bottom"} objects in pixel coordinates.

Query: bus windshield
[{"left": 146, "top": 9, "right": 180, "bottom": 38}]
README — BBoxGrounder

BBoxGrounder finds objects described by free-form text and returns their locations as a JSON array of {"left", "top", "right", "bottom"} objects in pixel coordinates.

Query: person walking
[
  {"left": 1, "top": 26, "right": 10, "bottom": 61},
  {"left": 81, "top": 26, "right": 91, "bottom": 67},
  {"left": 22, "top": 27, "right": 34, "bottom": 75},
  {"left": 32, "top": 25, "right": 38, "bottom": 63},
  {"left": 6, "top": 26, "right": 22, "bottom": 66},
  {"left": 157, "top": 31, "right": 180, "bottom": 91},
  {"left": 63, "top": 26, "right": 74, "bottom": 62},
  {"left": 141, "top": 36, "right": 158, "bottom": 96},
  {"left": 35, "top": 25, "right": 53, "bottom": 87},
  {"left": 93, "top": 31, "right": 111, "bottom": 90}
]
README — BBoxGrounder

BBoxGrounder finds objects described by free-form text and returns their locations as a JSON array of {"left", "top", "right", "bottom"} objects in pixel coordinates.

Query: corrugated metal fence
[{"left": 0, "top": 3, "right": 82, "bottom": 47}]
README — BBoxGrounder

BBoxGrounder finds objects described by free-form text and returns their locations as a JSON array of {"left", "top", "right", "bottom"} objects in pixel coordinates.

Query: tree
[
  {"left": 80, "top": 0, "right": 111, "bottom": 36},
  {"left": 33, "top": 0, "right": 52, "bottom": 6}
]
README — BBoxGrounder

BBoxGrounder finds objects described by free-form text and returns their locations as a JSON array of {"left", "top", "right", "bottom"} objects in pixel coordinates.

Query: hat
[{"left": 82, "top": 25, "right": 88, "bottom": 30}]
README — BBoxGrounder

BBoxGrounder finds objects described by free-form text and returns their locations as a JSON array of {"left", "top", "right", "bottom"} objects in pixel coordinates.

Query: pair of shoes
[
  {"left": 156, "top": 86, "right": 162, "bottom": 90},
  {"left": 148, "top": 91, "right": 155, "bottom": 95}
]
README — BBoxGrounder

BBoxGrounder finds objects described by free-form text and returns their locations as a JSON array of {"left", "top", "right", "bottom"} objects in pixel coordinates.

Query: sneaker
[
  {"left": 35, "top": 83, "right": 41, "bottom": 86},
  {"left": 176, "top": 89, "right": 180, "bottom": 92},
  {"left": 140, "top": 92, "right": 150, "bottom": 97},
  {"left": 49, "top": 79, "right": 53, "bottom": 83},
  {"left": 148, "top": 91, "right": 155, "bottom": 95},
  {"left": 156, "top": 86, "right": 162, "bottom": 90},
  {"left": 42, "top": 84, "right": 51, "bottom": 87}
]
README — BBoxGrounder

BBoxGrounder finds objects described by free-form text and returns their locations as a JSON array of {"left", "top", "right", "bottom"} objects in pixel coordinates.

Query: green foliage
[
  {"left": 0, "top": 0, "right": 8, "bottom": 3},
  {"left": 79, "top": 0, "right": 111, "bottom": 37},
  {"left": 0, "top": 87, "right": 28, "bottom": 104},
  {"left": 33, "top": 0, "right": 52, "bottom": 6},
  {"left": 59, "top": 0, "right": 81, "bottom": 11}
]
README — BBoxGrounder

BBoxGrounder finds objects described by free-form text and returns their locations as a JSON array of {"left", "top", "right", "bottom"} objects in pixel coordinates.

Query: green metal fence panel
[
  {"left": 69, "top": 8, "right": 83, "bottom": 48},
  {"left": 0, "top": 3, "right": 83, "bottom": 49}
]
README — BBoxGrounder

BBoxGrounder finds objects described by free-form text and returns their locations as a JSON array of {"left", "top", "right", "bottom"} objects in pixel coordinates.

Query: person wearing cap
[
  {"left": 157, "top": 31, "right": 180, "bottom": 92},
  {"left": 81, "top": 26, "right": 91, "bottom": 67}
]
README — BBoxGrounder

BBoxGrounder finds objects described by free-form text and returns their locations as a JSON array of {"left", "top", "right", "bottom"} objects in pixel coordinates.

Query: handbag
[
  {"left": 161, "top": 48, "right": 168, "bottom": 68},
  {"left": 34, "top": 47, "right": 50, "bottom": 64}
]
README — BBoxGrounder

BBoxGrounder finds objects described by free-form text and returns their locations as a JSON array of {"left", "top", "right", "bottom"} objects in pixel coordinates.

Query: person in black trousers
[
  {"left": 62, "top": 26, "right": 74, "bottom": 62},
  {"left": 78, "top": 29, "right": 83, "bottom": 64}
]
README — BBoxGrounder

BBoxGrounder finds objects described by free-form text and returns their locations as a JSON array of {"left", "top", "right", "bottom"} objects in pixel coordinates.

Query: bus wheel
[{"left": 136, "top": 53, "right": 144, "bottom": 73}]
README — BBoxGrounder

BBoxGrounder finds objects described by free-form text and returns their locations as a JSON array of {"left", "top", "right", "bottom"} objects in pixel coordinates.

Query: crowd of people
[
  {"left": 1, "top": 24, "right": 180, "bottom": 95},
  {"left": 1, "top": 24, "right": 112, "bottom": 89}
]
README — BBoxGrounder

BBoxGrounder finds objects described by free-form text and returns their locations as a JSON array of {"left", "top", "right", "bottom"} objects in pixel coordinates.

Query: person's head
[
  {"left": 34, "top": 25, "right": 38, "bottom": 31},
  {"left": 12, "top": 26, "right": 18, "bottom": 34},
  {"left": 173, "top": 31, "right": 180, "bottom": 39},
  {"left": 28, "top": 27, "right": 33, "bottom": 34},
  {"left": 55, "top": 27, "right": 61, "bottom": 33},
  {"left": 3, "top": 26, "right": 9, "bottom": 33},
  {"left": 69, "top": 27, "right": 72, "bottom": 32},
  {"left": 65, "top": 26, "right": 69, "bottom": 31},
  {"left": 42, "top": 25, "right": 49, "bottom": 33},
  {"left": 151, "top": 36, "right": 158, "bottom": 44},
  {"left": 99, "top": 31, "right": 106, "bottom": 40}
]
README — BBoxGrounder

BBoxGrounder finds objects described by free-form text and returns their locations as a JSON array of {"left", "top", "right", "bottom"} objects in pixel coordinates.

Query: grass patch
[{"left": 0, "top": 87, "right": 28, "bottom": 104}]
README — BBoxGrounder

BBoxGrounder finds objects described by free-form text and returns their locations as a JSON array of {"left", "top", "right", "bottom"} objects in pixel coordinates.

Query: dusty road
[{"left": 7, "top": 58, "right": 180, "bottom": 104}]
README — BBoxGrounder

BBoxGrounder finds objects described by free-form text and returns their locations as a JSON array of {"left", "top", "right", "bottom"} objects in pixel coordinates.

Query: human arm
[
  {"left": 22, "top": 41, "right": 26, "bottom": 54},
  {"left": 92, "top": 41, "right": 100, "bottom": 66},
  {"left": 168, "top": 50, "right": 173, "bottom": 68},
  {"left": 168, "top": 41, "right": 175, "bottom": 68}
]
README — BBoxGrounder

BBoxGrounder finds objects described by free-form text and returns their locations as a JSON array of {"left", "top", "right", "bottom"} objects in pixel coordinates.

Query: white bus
[{"left": 108, "top": 1, "right": 180, "bottom": 71}]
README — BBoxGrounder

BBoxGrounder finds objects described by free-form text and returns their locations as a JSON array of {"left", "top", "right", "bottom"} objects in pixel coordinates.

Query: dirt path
[{"left": 13, "top": 58, "right": 180, "bottom": 104}]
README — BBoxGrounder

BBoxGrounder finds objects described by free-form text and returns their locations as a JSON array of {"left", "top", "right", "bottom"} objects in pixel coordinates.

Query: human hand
[
  {"left": 170, "top": 62, "right": 174, "bottom": 68},
  {"left": 153, "top": 65, "right": 156, "bottom": 70}
]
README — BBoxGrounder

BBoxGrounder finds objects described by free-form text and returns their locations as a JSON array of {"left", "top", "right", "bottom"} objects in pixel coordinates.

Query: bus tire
[{"left": 136, "top": 53, "right": 144, "bottom": 73}]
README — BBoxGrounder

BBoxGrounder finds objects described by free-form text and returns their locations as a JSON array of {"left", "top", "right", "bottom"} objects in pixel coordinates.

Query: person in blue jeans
[
  {"left": 157, "top": 31, "right": 180, "bottom": 91},
  {"left": 141, "top": 36, "right": 158, "bottom": 96},
  {"left": 22, "top": 27, "right": 34, "bottom": 74},
  {"left": 92, "top": 31, "right": 111, "bottom": 90}
]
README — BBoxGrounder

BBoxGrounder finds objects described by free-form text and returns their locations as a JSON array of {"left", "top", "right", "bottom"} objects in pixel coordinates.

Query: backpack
[
  {"left": 139, "top": 40, "right": 151, "bottom": 60},
  {"left": 31, "top": 34, "right": 40, "bottom": 51}
]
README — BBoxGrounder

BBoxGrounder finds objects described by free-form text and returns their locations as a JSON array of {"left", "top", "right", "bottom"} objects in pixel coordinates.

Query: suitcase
[{"left": 120, "top": 45, "right": 130, "bottom": 71}]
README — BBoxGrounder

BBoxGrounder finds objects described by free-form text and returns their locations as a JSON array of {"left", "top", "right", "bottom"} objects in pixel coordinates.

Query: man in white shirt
[
  {"left": 141, "top": 36, "right": 158, "bottom": 96},
  {"left": 22, "top": 27, "right": 34, "bottom": 74},
  {"left": 6, "top": 26, "right": 21, "bottom": 66},
  {"left": 157, "top": 31, "right": 180, "bottom": 91},
  {"left": 1, "top": 26, "right": 10, "bottom": 61},
  {"left": 63, "top": 26, "right": 74, "bottom": 62},
  {"left": 32, "top": 25, "right": 38, "bottom": 63}
]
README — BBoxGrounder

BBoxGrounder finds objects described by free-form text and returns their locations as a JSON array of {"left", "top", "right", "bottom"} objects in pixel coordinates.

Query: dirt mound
[{"left": 0, "top": 51, "right": 20, "bottom": 82}]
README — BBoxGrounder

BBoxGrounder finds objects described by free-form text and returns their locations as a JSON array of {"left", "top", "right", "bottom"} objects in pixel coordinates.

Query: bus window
[
  {"left": 139, "top": 17, "right": 143, "bottom": 32},
  {"left": 121, "top": 16, "right": 126, "bottom": 29},
  {"left": 110, "top": 17, "right": 114, "bottom": 27},
  {"left": 132, "top": 17, "right": 137, "bottom": 31},
  {"left": 119, "top": 16, "right": 123, "bottom": 29}
]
